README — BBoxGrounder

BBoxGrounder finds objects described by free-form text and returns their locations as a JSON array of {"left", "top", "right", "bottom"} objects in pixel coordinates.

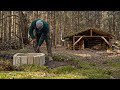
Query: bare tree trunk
[
  {"left": 115, "top": 11, "right": 120, "bottom": 40},
  {"left": 85, "top": 11, "right": 90, "bottom": 27},
  {"left": 77, "top": 11, "right": 80, "bottom": 31},
  {"left": 1, "top": 11, "right": 4, "bottom": 43},
  {"left": 9, "top": 11, "right": 12, "bottom": 41},
  {"left": 0, "top": 11, "right": 2, "bottom": 43},
  {"left": 107, "top": 12, "right": 112, "bottom": 33},
  {"left": 36, "top": 11, "right": 39, "bottom": 18},
  {"left": 112, "top": 11, "right": 116, "bottom": 33},
  {"left": 4, "top": 12, "right": 7, "bottom": 42},
  {"left": 19, "top": 11, "right": 29, "bottom": 45},
  {"left": 52, "top": 11, "right": 56, "bottom": 48}
]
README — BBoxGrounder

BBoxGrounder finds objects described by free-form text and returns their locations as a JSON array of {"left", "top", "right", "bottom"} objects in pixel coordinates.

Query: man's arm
[{"left": 38, "top": 34, "right": 46, "bottom": 46}]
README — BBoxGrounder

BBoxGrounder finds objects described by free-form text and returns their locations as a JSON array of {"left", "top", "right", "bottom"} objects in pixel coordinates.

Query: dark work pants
[{"left": 35, "top": 33, "right": 52, "bottom": 57}]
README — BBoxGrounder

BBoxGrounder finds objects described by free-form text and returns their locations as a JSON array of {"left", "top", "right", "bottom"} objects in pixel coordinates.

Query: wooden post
[
  {"left": 90, "top": 29, "right": 92, "bottom": 36},
  {"left": 73, "top": 36, "right": 75, "bottom": 50},
  {"left": 79, "top": 41, "right": 81, "bottom": 50},
  {"left": 81, "top": 40, "right": 84, "bottom": 49},
  {"left": 79, "top": 40, "right": 84, "bottom": 50}
]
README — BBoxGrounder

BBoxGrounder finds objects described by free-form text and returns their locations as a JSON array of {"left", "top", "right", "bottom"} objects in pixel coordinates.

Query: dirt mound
[{"left": 45, "top": 61, "right": 70, "bottom": 68}]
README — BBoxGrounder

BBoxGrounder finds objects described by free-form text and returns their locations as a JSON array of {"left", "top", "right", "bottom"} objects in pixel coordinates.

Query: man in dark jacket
[{"left": 29, "top": 18, "right": 53, "bottom": 61}]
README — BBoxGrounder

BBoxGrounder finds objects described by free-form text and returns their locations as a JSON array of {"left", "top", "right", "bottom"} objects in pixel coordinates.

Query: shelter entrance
[
  {"left": 84, "top": 39, "right": 89, "bottom": 48},
  {"left": 84, "top": 37, "right": 107, "bottom": 50}
]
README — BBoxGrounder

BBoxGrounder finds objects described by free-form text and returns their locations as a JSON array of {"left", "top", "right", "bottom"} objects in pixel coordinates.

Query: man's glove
[
  {"left": 35, "top": 46, "right": 41, "bottom": 53},
  {"left": 33, "top": 39, "right": 36, "bottom": 43},
  {"left": 35, "top": 46, "right": 40, "bottom": 53}
]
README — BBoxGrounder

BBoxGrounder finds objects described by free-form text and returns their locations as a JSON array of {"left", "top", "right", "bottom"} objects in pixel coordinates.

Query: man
[{"left": 29, "top": 18, "right": 53, "bottom": 61}]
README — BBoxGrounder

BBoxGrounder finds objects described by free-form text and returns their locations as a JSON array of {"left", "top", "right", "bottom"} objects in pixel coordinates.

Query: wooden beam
[
  {"left": 74, "top": 36, "right": 82, "bottom": 38},
  {"left": 101, "top": 36, "right": 112, "bottom": 47},
  {"left": 73, "top": 36, "right": 83, "bottom": 46},
  {"left": 86, "top": 36, "right": 108, "bottom": 37},
  {"left": 74, "top": 36, "right": 108, "bottom": 38}
]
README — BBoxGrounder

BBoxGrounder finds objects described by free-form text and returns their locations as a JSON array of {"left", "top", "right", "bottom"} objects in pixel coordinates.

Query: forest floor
[
  {"left": 0, "top": 45, "right": 120, "bottom": 79},
  {"left": 41, "top": 46, "right": 120, "bottom": 67}
]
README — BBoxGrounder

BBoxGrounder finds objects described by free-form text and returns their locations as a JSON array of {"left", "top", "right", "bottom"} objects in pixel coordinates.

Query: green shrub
[
  {"left": 0, "top": 60, "right": 14, "bottom": 71},
  {"left": 52, "top": 54, "right": 79, "bottom": 62},
  {"left": 53, "top": 54, "right": 69, "bottom": 61}
]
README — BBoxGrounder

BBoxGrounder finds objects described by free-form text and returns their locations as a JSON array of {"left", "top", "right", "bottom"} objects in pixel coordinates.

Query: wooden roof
[{"left": 63, "top": 28, "right": 115, "bottom": 39}]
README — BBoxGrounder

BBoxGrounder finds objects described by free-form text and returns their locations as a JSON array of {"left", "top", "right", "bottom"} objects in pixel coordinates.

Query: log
[{"left": 101, "top": 36, "right": 111, "bottom": 47}]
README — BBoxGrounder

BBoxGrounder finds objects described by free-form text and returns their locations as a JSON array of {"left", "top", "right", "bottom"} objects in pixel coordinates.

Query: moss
[
  {"left": 53, "top": 54, "right": 69, "bottom": 61},
  {"left": 49, "top": 65, "right": 77, "bottom": 74},
  {"left": 18, "top": 64, "right": 49, "bottom": 72}
]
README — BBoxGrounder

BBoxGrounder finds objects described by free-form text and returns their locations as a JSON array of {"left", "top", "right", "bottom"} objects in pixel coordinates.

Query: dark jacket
[{"left": 29, "top": 18, "right": 50, "bottom": 46}]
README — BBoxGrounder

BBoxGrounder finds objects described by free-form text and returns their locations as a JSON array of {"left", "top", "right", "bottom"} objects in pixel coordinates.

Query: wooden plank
[
  {"left": 90, "top": 30, "right": 92, "bottom": 36},
  {"left": 83, "top": 36, "right": 108, "bottom": 37},
  {"left": 73, "top": 36, "right": 83, "bottom": 46},
  {"left": 101, "top": 36, "right": 111, "bottom": 47}
]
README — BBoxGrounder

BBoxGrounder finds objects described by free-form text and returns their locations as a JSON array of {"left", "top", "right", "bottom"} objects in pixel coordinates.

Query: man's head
[{"left": 36, "top": 20, "right": 43, "bottom": 30}]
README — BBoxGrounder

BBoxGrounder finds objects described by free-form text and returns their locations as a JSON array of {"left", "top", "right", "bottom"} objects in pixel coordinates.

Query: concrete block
[
  {"left": 13, "top": 53, "right": 45, "bottom": 66},
  {"left": 27, "top": 56, "right": 34, "bottom": 64}
]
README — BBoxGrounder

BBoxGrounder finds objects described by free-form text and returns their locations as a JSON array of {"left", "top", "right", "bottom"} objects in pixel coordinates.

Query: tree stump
[{"left": 13, "top": 53, "right": 45, "bottom": 66}]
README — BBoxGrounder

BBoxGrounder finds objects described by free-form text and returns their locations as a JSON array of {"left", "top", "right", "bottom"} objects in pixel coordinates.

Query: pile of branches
[
  {"left": 0, "top": 40, "right": 22, "bottom": 50},
  {"left": 111, "top": 39, "right": 120, "bottom": 50}
]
